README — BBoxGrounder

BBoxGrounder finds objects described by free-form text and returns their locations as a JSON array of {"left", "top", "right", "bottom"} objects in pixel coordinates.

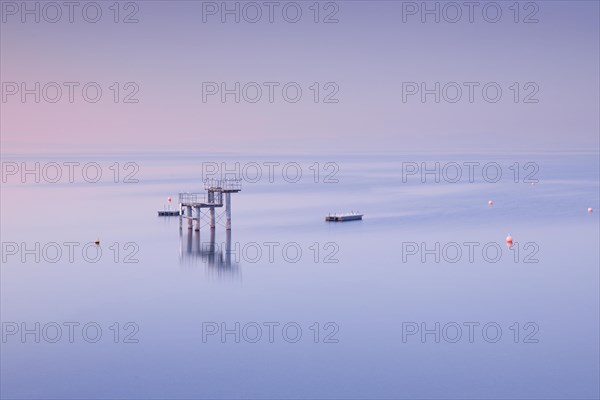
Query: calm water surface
[{"left": 1, "top": 152, "right": 599, "bottom": 399}]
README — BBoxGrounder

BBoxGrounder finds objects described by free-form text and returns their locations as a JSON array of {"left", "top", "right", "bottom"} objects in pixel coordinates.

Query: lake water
[{"left": 1, "top": 152, "right": 599, "bottom": 399}]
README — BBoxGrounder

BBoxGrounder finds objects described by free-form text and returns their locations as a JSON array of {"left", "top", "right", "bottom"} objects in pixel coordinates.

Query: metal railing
[
  {"left": 179, "top": 192, "right": 224, "bottom": 206},
  {"left": 179, "top": 193, "right": 206, "bottom": 204},
  {"left": 203, "top": 178, "right": 242, "bottom": 191}
]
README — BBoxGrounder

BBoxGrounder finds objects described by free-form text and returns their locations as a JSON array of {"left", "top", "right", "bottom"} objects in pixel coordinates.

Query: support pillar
[
  {"left": 225, "top": 192, "right": 231, "bottom": 230},
  {"left": 178, "top": 229, "right": 183, "bottom": 262},
  {"left": 208, "top": 228, "right": 216, "bottom": 266},
  {"left": 179, "top": 203, "right": 183, "bottom": 229},
  {"left": 225, "top": 229, "right": 232, "bottom": 267},
  {"left": 194, "top": 206, "right": 200, "bottom": 231},
  {"left": 207, "top": 190, "right": 216, "bottom": 229},
  {"left": 186, "top": 228, "right": 192, "bottom": 254},
  {"left": 209, "top": 226, "right": 216, "bottom": 248},
  {"left": 186, "top": 206, "right": 192, "bottom": 230},
  {"left": 210, "top": 207, "right": 215, "bottom": 229},
  {"left": 193, "top": 228, "right": 201, "bottom": 253}
]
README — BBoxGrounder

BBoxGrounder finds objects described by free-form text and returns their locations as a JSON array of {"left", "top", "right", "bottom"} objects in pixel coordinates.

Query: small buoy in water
[
  {"left": 94, "top": 239, "right": 100, "bottom": 245},
  {"left": 506, "top": 235, "right": 513, "bottom": 243},
  {"left": 588, "top": 208, "right": 593, "bottom": 213},
  {"left": 488, "top": 200, "right": 493, "bottom": 206},
  {"left": 168, "top": 196, "right": 172, "bottom": 203}
]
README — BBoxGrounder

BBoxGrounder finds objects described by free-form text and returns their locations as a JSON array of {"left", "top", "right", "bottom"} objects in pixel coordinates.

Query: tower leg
[
  {"left": 179, "top": 203, "right": 183, "bottom": 229},
  {"left": 225, "top": 192, "right": 231, "bottom": 230},
  {"left": 179, "top": 228, "right": 183, "bottom": 262},
  {"left": 186, "top": 206, "right": 192, "bottom": 230},
  {"left": 225, "top": 229, "right": 232, "bottom": 267},
  {"left": 209, "top": 226, "right": 216, "bottom": 248},
  {"left": 193, "top": 228, "right": 201, "bottom": 253},
  {"left": 194, "top": 206, "right": 200, "bottom": 231},
  {"left": 186, "top": 228, "right": 192, "bottom": 254},
  {"left": 210, "top": 207, "right": 216, "bottom": 229},
  {"left": 208, "top": 228, "right": 216, "bottom": 266}
]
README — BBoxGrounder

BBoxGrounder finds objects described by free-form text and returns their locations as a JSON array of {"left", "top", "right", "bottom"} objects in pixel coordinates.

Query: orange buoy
[
  {"left": 167, "top": 196, "right": 172, "bottom": 203},
  {"left": 588, "top": 208, "right": 593, "bottom": 213},
  {"left": 488, "top": 200, "right": 493, "bottom": 206},
  {"left": 506, "top": 235, "right": 513, "bottom": 243}
]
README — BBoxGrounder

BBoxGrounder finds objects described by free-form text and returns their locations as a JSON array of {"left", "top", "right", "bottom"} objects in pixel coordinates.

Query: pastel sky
[{"left": 1, "top": 0, "right": 598, "bottom": 154}]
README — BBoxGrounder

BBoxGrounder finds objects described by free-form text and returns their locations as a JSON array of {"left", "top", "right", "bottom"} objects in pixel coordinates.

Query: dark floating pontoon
[
  {"left": 158, "top": 210, "right": 180, "bottom": 216},
  {"left": 325, "top": 212, "right": 363, "bottom": 222}
]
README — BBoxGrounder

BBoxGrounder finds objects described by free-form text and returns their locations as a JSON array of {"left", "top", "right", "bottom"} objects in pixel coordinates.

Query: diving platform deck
[{"left": 179, "top": 179, "right": 242, "bottom": 231}]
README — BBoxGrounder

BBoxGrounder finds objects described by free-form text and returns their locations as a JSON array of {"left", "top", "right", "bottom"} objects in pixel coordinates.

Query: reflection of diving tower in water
[
  {"left": 179, "top": 178, "right": 242, "bottom": 231},
  {"left": 179, "top": 227, "right": 240, "bottom": 279}
]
